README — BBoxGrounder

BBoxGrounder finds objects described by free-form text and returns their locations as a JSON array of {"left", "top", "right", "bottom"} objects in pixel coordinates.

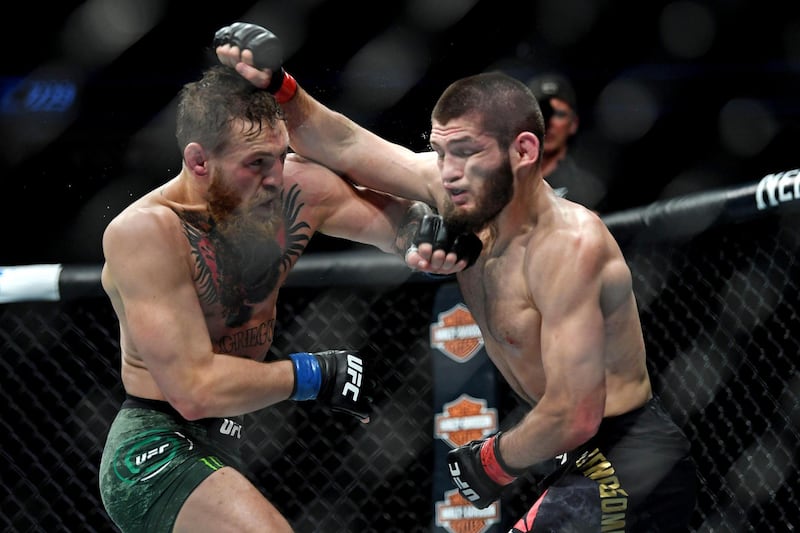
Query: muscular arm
[
  {"left": 219, "top": 46, "right": 444, "bottom": 207},
  {"left": 102, "top": 208, "right": 295, "bottom": 420},
  {"left": 286, "top": 155, "right": 470, "bottom": 273},
  {"left": 499, "top": 229, "right": 609, "bottom": 469}
]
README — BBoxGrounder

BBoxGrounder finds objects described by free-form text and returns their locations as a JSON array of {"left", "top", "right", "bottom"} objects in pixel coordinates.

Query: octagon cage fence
[{"left": 1, "top": 169, "right": 799, "bottom": 532}]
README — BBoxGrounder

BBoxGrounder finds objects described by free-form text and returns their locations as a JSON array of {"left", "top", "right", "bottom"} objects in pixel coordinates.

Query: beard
[
  {"left": 441, "top": 154, "right": 514, "bottom": 235},
  {"left": 207, "top": 166, "right": 285, "bottom": 327}
]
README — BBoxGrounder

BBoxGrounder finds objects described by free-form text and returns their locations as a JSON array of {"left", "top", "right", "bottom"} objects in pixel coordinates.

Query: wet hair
[
  {"left": 431, "top": 71, "right": 545, "bottom": 153},
  {"left": 176, "top": 65, "right": 285, "bottom": 156}
]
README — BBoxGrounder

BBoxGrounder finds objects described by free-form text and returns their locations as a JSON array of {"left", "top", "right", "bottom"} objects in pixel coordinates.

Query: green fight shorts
[{"left": 99, "top": 395, "right": 246, "bottom": 533}]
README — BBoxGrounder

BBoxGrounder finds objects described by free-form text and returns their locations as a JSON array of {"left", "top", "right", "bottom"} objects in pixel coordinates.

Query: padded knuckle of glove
[
  {"left": 415, "top": 214, "right": 449, "bottom": 250},
  {"left": 451, "top": 233, "right": 482, "bottom": 267},
  {"left": 315, "top": 350, "right": 370, "bottom": 419},
  {"left": 447, "top": 439, "right": 503, "bottom": 509},
  {"left": 447, "top": 434, "right": 521, "bottom": 509},
  {"left": 214, "top": 22, "right": 284, "bottom": 73},
  {"left": 413, "top": 214, "right": 482, "bottom": 268}
]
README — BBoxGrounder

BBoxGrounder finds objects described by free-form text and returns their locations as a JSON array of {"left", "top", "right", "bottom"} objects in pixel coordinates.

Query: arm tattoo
[{"left": 393, "top": 201, "right": 435, "bottom": 255}]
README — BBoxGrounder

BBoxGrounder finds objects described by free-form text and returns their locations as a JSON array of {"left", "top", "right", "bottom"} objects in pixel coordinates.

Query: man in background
[{"left": 527, "top": 72, "right": 607, "bottom": 211}]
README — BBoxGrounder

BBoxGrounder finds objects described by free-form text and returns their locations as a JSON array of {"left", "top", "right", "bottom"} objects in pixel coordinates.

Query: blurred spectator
[{"left": 527, "top": 72, "right": 607, "bottom": 211}]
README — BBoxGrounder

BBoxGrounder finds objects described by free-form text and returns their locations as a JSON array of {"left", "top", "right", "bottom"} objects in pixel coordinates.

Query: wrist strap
[
  {"left": 289, "top": 352, "right": 322, "bottom": 400},
  {"left": 267, "top": 68, "right": 298, "bottom": 104},
  {"left": 480, "top": 433, "right": 521, "bottom": 486}
]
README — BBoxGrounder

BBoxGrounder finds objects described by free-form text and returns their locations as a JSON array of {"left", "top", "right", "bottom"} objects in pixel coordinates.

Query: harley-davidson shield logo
[
  {"left": 435, "top": 488, "right": 500, "bottom": 533},
  {"left": 430, "top": 303, "right": 484, "bottom": 362},
  {"left": 434, "top": 394, "right": 498, "bottom": 448}
]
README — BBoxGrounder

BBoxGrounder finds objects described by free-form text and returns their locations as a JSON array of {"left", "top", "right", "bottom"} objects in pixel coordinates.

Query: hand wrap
[
  {"left": 447, "top": 432, "right": 526, "bottom": 509},
  {"left": 213, "top": 22, "right": 298, "bottom": 103},
  {"left": 413, "top": 214, "right": 482, "bottom": 268},
  {"left": 289, "top": 350, "right": 371, "bottom": 420}
]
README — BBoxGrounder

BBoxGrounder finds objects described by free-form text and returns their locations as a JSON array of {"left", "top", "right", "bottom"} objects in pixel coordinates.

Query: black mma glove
[
  {"left": 447, "top": 432, "right": 526, "bottom": 509},
  {"left": 213, "top": 22, "right": 297, "bottom": 103},
  {"left": 289, "top": 350, "right": 370, "bottom": 421},
  {"left": 413, "top": 214, "right": 482, "bottom": 268}
]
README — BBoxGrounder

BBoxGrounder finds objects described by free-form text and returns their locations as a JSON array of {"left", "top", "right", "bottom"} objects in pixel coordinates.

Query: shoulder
[
  {"left": 531, "top": 204, "right": 610, "bottom": 275},
  {"left": 103, "top": 196, "right": 185, "bottom": 260},
  {"left": 283, "top": 153, "right": 352, "bottom": 205}
]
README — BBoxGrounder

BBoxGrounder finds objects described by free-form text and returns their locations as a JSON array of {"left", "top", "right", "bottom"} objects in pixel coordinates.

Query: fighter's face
[
  {"left": 430, "top": 116, "right": 513, "bottom": 234},
  {"left": 207, "top": 118, "right": 288, "bottom": 229}
]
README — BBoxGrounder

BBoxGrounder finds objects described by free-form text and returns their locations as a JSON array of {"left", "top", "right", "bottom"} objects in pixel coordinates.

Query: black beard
[{"left": 442, "top": 155, "right": 514, "bottom": 234}]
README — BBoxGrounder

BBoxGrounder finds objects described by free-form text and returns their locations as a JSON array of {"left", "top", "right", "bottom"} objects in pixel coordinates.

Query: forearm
[
  {"left": 166, "top": 354, "right": 295, "bottom": 420},
  {"left": 283, "top": 86, "right": 364, "bottom": 175},
  {"left": 283, "top": 86, "right": 437, "bottom": 202},
  {"left": 500, "top": 405, "right": 593, "bottom": 469}
]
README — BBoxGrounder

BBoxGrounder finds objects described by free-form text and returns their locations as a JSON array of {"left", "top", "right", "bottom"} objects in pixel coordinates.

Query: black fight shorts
[{"left": 511, "top": 397, "right": 697, "bottom": 533}]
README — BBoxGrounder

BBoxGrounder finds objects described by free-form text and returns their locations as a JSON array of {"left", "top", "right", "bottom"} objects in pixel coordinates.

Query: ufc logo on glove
[{"left": 341, "top": 354, "right": 363, "bottom": 401}]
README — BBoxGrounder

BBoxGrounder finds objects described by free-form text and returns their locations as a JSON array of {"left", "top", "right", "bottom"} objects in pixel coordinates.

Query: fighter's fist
[
  {"left": 213, "top": 22, "right": 283, "bottom": 72},
  {"left": 447, "top": 433, "right": 524, "bottom": 509},
  {"left": 410, "top": 214, "right": 482, "bottom": 269},
  {"left": 213, "top": 22, "right": 298, "bottom": 102},
  {"left": 289, "top": 350, "right": 371, "bottom": 422}
]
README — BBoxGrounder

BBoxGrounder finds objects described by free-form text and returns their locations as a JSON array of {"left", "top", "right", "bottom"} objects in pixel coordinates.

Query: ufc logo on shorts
[
  {"left": 219, "top": 418, "right": 242, "bottom": 439},
  {"left": 448, "top": 461, "right": 480, "bottom": 503},
  {"left": 341, "top": 354, "right": 363, "bottom": 401}
]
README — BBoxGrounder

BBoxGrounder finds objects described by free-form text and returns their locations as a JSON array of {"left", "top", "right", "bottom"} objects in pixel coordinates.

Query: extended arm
[
  {"left": 214, "top": 23, "right": 444, "bottom": 207},
  {"left": 286, "top": 154, "right": 479, "bottom": 272}
]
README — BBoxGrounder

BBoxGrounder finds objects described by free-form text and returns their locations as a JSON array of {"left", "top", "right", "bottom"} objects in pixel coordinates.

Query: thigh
[{"left": 174, "top": 466, "right": 293, "bottom": 533}]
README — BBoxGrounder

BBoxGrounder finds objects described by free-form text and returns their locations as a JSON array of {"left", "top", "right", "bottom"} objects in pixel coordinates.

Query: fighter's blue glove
[
  {"left": 213, "top": 22, "right": 297, "bottom": 103},
  {"left": 447, "top": 432, "right": 525, "bottom": 509},
  {"left": 289, "top": 350, "right": 370, "bottom": 421}
]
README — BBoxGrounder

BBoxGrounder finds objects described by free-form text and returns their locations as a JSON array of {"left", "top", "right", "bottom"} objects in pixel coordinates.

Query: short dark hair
[
  {"left": 432, "top": 71, "right": 545, "bottom": 150},
  {"left": 176, "top": 65, "right": 285, "bottom": 155}
]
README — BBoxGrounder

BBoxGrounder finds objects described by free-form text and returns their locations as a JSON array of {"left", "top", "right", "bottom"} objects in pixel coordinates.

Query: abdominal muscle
[{"left": 479, "top": 309, "right": 651, "bottom": 417}]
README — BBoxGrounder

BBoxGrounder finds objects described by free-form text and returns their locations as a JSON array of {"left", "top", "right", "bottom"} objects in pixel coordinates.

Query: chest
[
  {"left": 458, "top": 250, "right": 540, "bottom": 352},
  {"left": 183, "top": 223, "right": 312, "bottom": 358}
]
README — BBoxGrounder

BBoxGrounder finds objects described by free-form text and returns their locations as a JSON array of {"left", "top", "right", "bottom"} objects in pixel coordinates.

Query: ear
[
  {"left": 512, "top": 131, "right": 540, "bottom": 168},
  {"left": 183, "top": 142, "right": 210, "bottom": 178}
]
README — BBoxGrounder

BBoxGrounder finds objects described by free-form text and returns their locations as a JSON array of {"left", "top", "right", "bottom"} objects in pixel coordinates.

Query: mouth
[
  {"left": 251, "top": 197, "right": 278, "bottom": 216},
  {"left": 448, "top": 188, "right": 469, "bottom": 206}
]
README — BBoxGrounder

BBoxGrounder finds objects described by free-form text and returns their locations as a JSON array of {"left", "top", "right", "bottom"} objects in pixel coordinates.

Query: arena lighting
[{"left": 0, "top": 77, "right": 77, "bottom": 114}]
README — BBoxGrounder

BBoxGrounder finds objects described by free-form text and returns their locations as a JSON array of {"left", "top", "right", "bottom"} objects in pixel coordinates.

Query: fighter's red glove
[
  {"left": 447, "top": 432, "right": 525, "bottom": 509},
  {"left": 213, "top": 22, "right": 297, "bottom": 103}
]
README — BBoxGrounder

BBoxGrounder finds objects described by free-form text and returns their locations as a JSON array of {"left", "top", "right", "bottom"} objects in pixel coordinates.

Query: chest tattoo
[{"left": 178, "top": 184, "right": 311, "bottom": 327}]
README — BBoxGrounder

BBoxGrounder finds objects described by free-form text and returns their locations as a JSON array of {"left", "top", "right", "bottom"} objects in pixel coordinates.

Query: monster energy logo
[{"left": 199, "top": 456, "right": 224, "bottom": 471}]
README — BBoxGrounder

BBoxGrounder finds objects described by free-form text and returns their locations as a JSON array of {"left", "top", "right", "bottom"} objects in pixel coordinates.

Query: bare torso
[
  {"left": 103, "top": 168, "right": 316, "bottom": 401},
  {"left": 455, "top": 196, "right": 651, "bottom": 416},
  {"left": 104, "top": 206, "right": 296, "bottom": 401}
]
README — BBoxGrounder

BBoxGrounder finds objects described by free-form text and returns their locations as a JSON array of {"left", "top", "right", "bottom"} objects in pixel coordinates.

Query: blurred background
[{"left": 1, "top": 0, "right": 799, "bottom": 265}]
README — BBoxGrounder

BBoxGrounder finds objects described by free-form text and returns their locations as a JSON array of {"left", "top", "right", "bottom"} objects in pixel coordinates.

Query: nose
[
  {"left": 439, "top": 154, "right": 463, "bottom": 185},
  {"left": 261, "top": 160, "right": 284, "bottom": 187}
]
